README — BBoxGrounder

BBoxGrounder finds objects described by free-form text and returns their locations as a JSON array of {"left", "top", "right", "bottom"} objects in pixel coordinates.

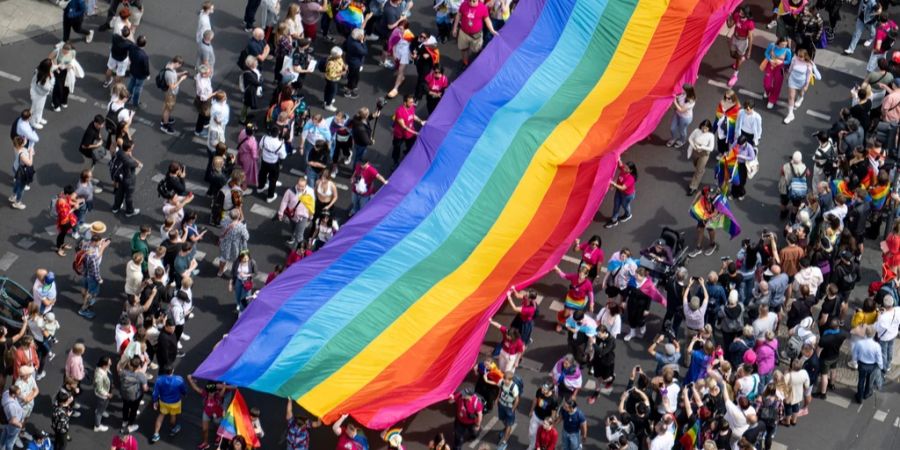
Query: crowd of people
[{"left": 5, "top": 0, "right": 900, "bottom": 449}]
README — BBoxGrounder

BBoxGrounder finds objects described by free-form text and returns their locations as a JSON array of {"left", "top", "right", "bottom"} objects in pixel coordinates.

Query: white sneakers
[{"left": 784, "top": 111, "right": 795, "bottom": 124}]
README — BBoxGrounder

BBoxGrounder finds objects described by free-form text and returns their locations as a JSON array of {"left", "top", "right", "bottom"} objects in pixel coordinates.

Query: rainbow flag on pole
[
  {"left": 714, "top": 195, "right": 741, "bottom": 239},
  {"left": 196, "top": 0, "right": 741, "bottom": 429},
  {"left": 869, "top": 183, "right": 890, "bottom": 210},
  {"left": 216, "top": 390, "right": 260, "bottom": 448}
]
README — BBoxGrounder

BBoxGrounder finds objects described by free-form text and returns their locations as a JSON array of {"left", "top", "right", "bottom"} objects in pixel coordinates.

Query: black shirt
[
  {"left": 128, "top": 46, "right": 150, "bottom": 78},
  {"left": 308, "top": 143, "right": 332, "bottom": 175},
  {"left": 80, "top": 123, "right": 102, "bottom": 158},
  {"left": 119, "top": 152, "right": 138, "bottom": 183},
  {"left": 818, "top": 329, "right": 848, "bottom": 360},
  {"left": 531, "top": 388, "right": 558, "bottom": 421},
  {"left": 111, "top": 34, "right": 133, "bottom": 61},
  {"left": 157, "top": 330, "right": 178, "bottom": 369}
]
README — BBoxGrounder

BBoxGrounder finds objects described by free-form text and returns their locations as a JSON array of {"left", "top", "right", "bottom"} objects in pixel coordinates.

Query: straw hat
[{"left": 90, "top": 221, "right": 107, "bottom": 235}]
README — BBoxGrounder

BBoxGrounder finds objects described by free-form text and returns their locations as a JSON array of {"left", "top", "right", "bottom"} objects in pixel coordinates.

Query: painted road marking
[
  {"left": 0, "top": 252, "right": 18, "bottom": 271},
  {"left": 584, "top": 379, "right": 596, "bottom": 391},
  {"left": 255, "top": 272, "right": 269, "bottom": 283},
  {"left": 468, "top": 416, "right": 498, "bottom": 449},
  {"left": 737, "top": 88, "right": 762, "bottom": 100},
  {"left": 561, "top": 255, "right": 580, "bottom": 265},
  {"left": 45, "top": 225, "right": 57, "bottom": 236},
  {"left": 893, "top": 417, "right": 900, "bottom": 428},
  {"left": 707, "top": 79, "right": 728, "bottom": 89},
  {"left": 193, "top": 136, "right": 206, "bottom": 145},
  {"left": 549, "top": 300, "right": 564, "bottom": 312},
  {"left": 770, "top": 442, "right": 787, "bottom": 450},
  {"left": 0, "top": 71, "right": 21, "bottom": 82},
  {"left": 250, "top": 203, "right": 277, "bottom": 219},
  {"left": 874, "top": 410, "right": 889, "bottom": 422},
  {"left": 535, "top": 295, "right": 545, "bottom": 306},
  {"left": 806, "top": 109, "right": 831, "bottom": 121},
  {"left": 151, "top": 174, "right": 164, "bottom": 183},
  {"left": 68, "top": 94, "right": 87, "bottom": 103},
  {"left": 825, "top": 393, "right": 851, "bottom": 409},
  {"left": 194, "top": 251, "right": 206, "bottom": 261},
  {"left": 114, "top": 226, "right": 136, "bottom": 239},
  {"left": 16, "top": 237, "right": 35, "bottom": 250}
]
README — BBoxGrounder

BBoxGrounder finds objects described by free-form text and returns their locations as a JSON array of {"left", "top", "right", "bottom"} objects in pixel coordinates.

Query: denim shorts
[
  {"left": 497, "top": 404, "right": 516, "bottom": 427},
  {"left": 82, "top": 277, "right": 100, "bottom": 296}
]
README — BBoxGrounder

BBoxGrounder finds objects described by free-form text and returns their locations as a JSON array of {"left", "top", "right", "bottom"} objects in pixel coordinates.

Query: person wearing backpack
[
  {"left": 110, "top": 142, "right": 142, "bottom": 217},
  {"left": 757, "top": 383, "right": 783, "bottom": 450},
  {"left": 778, "top": 151, "right": 808, "bottom": 220},
  {"left": 118, "top": 356, "right": 148, "bottom": 434},
  {"left": 158, "top": 56, "right": 188, "bottom": 136},
  {"left": 277, "top": 176, "right": 316, "bottom": 246},
  {"left": 257, "top": 126, "right": 287, "bottom": 202},
  {"left": 8, "top": 136, "right": 33, "bottom": 211},
  {"left": 448, "top": 388, "right": 483, "bottom": 450}
]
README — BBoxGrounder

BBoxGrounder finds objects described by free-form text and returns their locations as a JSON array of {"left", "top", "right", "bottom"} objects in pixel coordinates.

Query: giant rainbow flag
[{"left": 196, "top": 0, "right": 740, "bottom": 429}]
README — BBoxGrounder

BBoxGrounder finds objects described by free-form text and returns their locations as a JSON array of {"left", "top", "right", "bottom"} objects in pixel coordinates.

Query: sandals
[{"left": 386, "top": 89, "right": 399, "bottom": 99}]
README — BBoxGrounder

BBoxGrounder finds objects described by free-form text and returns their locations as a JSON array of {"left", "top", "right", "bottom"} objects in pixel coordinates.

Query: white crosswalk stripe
[{"left": 0, "top": 252, "right": 19, "bottom": 271}]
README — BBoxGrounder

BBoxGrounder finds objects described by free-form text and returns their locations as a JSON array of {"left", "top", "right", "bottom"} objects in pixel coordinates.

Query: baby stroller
[{"left": 639, "top": 227, "right": 688, "bottom": 286}]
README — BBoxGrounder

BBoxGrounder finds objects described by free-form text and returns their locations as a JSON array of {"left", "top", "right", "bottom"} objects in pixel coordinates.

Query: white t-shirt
[
  {"left": 876, "top": 308, "right": 900, "bottom": 341},
  {"left": 735, "top": 373, "right": 759, "bottom": 398},
  {"left": 786, "top": 370, "right": 810, "bottom": 405},
  {"left": 657, "top": 382, "right": 680, "bottom": 414}
]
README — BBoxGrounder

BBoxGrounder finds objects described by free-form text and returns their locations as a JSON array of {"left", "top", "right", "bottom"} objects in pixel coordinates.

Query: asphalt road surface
[{"left": 0, "top": 0, "right": 898, "bottom": 449}]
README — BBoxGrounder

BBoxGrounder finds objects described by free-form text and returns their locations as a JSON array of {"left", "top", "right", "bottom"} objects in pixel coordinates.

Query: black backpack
[
  {"left": 154, "top": 68, "right": 171, "bottom": 91},
  {"left": 157, "top": 177, "right": 175, "bottom": 199},
  {"left": 109, "top": 151, "right": 126, "bottom": 183},
  {"left": 105, "top": 103, "right": 124, "bottom": 137}
]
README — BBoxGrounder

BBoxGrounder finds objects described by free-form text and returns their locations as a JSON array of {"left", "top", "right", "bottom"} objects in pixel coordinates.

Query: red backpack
[{"left": 72, "top": 249, "right": 88, "bottom": 276}]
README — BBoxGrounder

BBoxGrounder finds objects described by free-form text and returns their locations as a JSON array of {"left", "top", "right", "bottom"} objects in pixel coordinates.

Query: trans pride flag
[{"left": 197, "top": 0, "right": 742, "bottom": 429}]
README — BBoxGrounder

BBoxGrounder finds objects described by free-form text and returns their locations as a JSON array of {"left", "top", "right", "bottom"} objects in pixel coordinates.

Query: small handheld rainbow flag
[
  {"left": 689, "top": 196, "right": 715, "bottom": 223},
  {"left": 679, "top": 418, "right": 701, "bottom": 449},
  {"left": 715, "top": 147, "right": 739, "bottom": 194},
  {"left": 869, "top": 183, "right": 890, "bottom": 210},
  {"left": 216, "top": 390, "right": 260, "bottom": 448},
  {"left": 831, "top": 178, "right": 853, "bottom": 199}
]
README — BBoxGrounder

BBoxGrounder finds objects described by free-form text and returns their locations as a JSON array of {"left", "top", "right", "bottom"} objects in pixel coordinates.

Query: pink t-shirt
[
  {"left": 875, "top": 21, "right": 898, "bottom": 54},
  {"left": 617, "top": 172, "right": 635, "bottom": 195},
  {"left": 563, "top": 273, "right": 593, "bottom": 301},
  {"left": 577, "top": 242, "right": 604, "bottom": 266},
  {"left": 353, "top": 164, "right": 380, "bottom": 196},
  {"left": 459, "top": 1, "right": 489, "bottom": 35},
  {"left": 499, "top": 326, "right": 524, "bottom": 355},
  {"left": 392, "top": 105, "right": 417, "bottom": 139},
  {"left": 425, "top": 72, "right": 449, "bottom": 93},
  {"left": 518, "top": 301, "right": 536, "bottom": 322},
  {"left": 336, "top": 428, "right": 366, "bottom": 450},
  {"left": 731, "top": 11, "right": 755, "bottom": 38}
]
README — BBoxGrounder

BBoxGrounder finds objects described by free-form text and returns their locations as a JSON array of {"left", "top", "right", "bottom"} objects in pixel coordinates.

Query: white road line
[
  {"left": 0, "top": 71, "right": 21, "bottom": 82},
  {"left": 255, "top": 272, "right": 269, "bottom": 283},
  {"left": 0, "top": 252, "right": 19, "bottom": 271},
  {"left": 68, "top": 94, "right": 87, "bottom": 103},
  {"left": 184, "top": 181, "right": 205, "bottom": 192},
  {"left": 468, "top": 416, "right": 498, "bottom": 449},
  {"left": 16, "top": 237, "right": 35, "bottom": 250},
  {"left": 894, "top": 417, "right": 900, "bottom": 428},
  {"left": 192, "top": 136, "right": 206, "bottom": 145},
  {"left": 151, "top": 174, "right": 164, "bottom": 183},
  {"left": 707, "top": 79, "right": 729, "bottom": 89},
  {"left": 549, "top": 300, "right": 565, "bottom": 312},
  {"left": 770, "top": 442, "right": 788, "bottom": 450},
  {"left": 45, "top": 225, "right": 57, "bottom": 236},
  {"left": 584, "top": 379, "right": 597, "bottom": 391},
  {"left": 857, "top": 404, "right": 864, "bottom": 413},
  {"left": 561, "top": 255, "right": 580, "bottom": 265},
  {"left": 825, "top": 393, "right": 851, "bottom": 409},
  {"left": 534, "top": 295, "right": 544, "bottom": 306},
  {"left": 114, "top": 226, "right": 136, "bottom": 239},
  {"left": 134, "top": 116, "right": 154, "bottom": 127},
  {"left": 806, "top": 109, "right": 831, "bottom": 121},
  {"left": 194, "top": 251, "right": 207, "bottom": 261},
  {"left": 250, "top": 203, "right": 277, "bottom": 219},
  {"left": 874, "top": 410, "right": 889, "bottom": 422},
  {"left": 737, "top": 88, "right": 762, "bottom": 100}
]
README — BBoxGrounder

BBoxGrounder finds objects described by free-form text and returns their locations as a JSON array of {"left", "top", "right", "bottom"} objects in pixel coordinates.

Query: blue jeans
[
  {"left": 11, "top": 178, "right": 25, "bottom": 202},
  {"left": 128, "top": 77, "right": 146, "bottom": 106},
  {"left": 233, "top": 278, "right": 251, "bottom": 311},
  {"left": 0, "top": 424, "right": 20, "bottom": 450},
  {"left": 670, "top": 113, "right": 692, "bottom": 143},
  {"left": 738, "top": 275, "right": 755, "bottom": 305},
  {"left": 351, "top": 192, "right": 371, "bottom": 215},
  {"left": 880, "top": 339, "right": 894, "bottom": 374},
  {"left": 610, "top": 192, "right": 635, "bottom": 221},
  {"left": 561, "top": 431, "right": 582, "bottom": 450},
  {"left": 352, "top": 145, "right": 368, "bottom": 167},
  {"left": 306, "top": 167, "right": 319, "bottom": 189},
  {"left": 847, "top": 18, "right": 875, "bottom": 52},
  {"left": 857, "top": 362, "right": 878, "bottom": 401}
]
